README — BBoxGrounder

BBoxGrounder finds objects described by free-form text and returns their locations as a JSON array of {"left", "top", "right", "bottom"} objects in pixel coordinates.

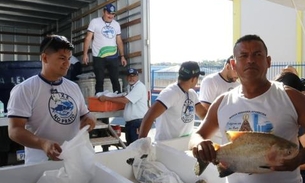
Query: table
[{"left": 0, "top": 117, "right": 8, "bottom": 127}]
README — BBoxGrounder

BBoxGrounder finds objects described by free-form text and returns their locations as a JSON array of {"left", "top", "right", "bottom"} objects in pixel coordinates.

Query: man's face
[
  {"left": 127, "top": 74, "right": 138, "bottom": 85},
  {"left": 43, "top": 49, "right": 71, "bottom": 78},
  {"left": 103, "top": 10, "right": 115, "bottom": 22},
  {"left": 233, "top": 40, "right": 271, "bottom": 82}
]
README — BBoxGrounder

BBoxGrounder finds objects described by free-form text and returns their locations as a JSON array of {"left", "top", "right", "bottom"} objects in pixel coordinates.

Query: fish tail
[
  {"left": 194, "top": 158, "right": 210, "bottom": 176},
  {"left": 194, "top": 143, "right": 220, "bottom": 176}
]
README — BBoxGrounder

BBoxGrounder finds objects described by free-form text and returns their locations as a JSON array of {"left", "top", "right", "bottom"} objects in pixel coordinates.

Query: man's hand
[
  {"left": 98, "top": 95, "right": 107, "bottom": 102},
  {"left": 193, "top": 140, "right": 218, "bottom": 165},
  {"left": 271, "top": 150, "right": 303, "bottom": 172},
  {"left": 82, "top": 54, "right": 89, "bottom": 65},
  {"left": 40, "top": 139, "right": 62, "bottom": 161},
  {"left": 121, "top": 56, "right": 127, "bottom": 67}
]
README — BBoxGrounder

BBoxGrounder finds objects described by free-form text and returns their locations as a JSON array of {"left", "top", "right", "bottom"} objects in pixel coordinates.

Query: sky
[{"left": 149, "top": 0, "right": 233, "bottom": 64}]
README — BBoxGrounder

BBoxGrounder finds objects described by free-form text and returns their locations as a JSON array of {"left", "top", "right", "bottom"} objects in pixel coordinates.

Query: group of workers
[{"left": 4, "top": 3, "right": 305, "bottom": 183}]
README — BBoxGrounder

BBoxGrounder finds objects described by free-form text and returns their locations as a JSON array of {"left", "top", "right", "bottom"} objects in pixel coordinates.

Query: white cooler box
[
  {"left": 0, "top": 161, "right": 132, "bottom": 183},
  {"left": 95, "top": 135, "right": 225, "bottom": 183}
]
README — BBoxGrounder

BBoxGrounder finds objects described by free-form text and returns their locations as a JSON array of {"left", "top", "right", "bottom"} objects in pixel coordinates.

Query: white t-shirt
[
  {"left": 217, "top": 81, "right": 301, "bottom": 183},
  {"left": 87, "top": 17, "right": 121, "bottom": 57},
  {"left": 199, "top": 72, "right": 239, "bottom": 104},
  {"left": 7, "top": 75, "right": 89, "bottom": 165},
  {"left": 154, "top": 83, "right": 200, "bottom": 141},
  {"left": 124, "top": 80, "right": 148, "bottom": 121}
]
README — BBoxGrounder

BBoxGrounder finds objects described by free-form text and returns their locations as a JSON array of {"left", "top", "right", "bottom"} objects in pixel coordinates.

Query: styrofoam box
[
  {"left": 157, "top": 137, "right": 225, "bottom": 183},
  {"left": 0, "top": 161, "right": 132, "bottom": 183},
  {"left": 94, "top": 135, "right": 225, "bottom": 183}
]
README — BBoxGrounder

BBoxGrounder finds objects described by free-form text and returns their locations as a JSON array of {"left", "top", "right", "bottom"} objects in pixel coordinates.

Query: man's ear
[
  {"left": 41, "top": 53, "right": 47, "bottom": 63},
  {"left": 267, "top": 56, "right": 271, "bottom": 68},
  {"left": 230, "top": 59, "right": 236, "bottom": 71}
]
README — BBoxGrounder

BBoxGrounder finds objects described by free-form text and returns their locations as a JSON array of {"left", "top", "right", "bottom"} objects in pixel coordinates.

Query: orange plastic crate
[{"left": 88, "top": 97, "right": 125, "bottom": 112}]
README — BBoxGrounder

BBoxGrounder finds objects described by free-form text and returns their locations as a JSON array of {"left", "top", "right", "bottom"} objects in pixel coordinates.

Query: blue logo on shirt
[
  {"left": 49, "top": 92, "right": 77, "bottom": 125},
  {"left": 102, "top": 26, "right": 115, "bottom": 39}
]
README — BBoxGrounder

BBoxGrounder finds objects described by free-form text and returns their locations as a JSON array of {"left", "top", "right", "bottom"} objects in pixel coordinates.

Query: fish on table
[{"left": 194, "top": 131, "right": 299, "bottom": 178}]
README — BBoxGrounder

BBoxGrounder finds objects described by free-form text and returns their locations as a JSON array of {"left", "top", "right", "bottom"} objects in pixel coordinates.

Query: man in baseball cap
[
  {"left": 99, "top": 67, "right": 148, "bottom": 145},
  {"left": 139, "top": 61, "right": 207, "bottom": 141}
]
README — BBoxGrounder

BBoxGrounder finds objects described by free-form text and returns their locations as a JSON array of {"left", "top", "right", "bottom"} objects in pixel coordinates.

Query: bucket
[
  {"left": 77, "top": 78, "right": 123, "bottom": 104},
  {"left": 111, "top": 125, "right": 121, "bottom": 137},
  {"left": 104, "top": 78, "right": 123, "bottom": 93},
  {"left": 77, "top": 78, "right": 96, "bottom": 104}
]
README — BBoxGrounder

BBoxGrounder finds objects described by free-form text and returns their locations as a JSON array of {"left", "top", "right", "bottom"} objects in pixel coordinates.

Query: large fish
[{"left": 194, "top": 131, "right": 299, "bottom": 178}]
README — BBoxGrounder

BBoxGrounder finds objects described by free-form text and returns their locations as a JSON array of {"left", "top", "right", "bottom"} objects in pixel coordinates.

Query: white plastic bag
[
  {"left": 36, "top": 168, "right": 69, "bottom": 183},
  {"left": 96, "top": 90, "right": 125, "bottom": 97},
  {"left": 37, "top": 126, "right": 95, "bottom": 183},
  {"left": 127, "top": 138, "right": 184, "bottom": 183}
]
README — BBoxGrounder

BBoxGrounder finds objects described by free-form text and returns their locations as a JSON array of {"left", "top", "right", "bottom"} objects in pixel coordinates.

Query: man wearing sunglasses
[
  {"left": 83, "top": 3, "right": 127, "bottom": 94},
  {"left": 7, "top": 35, "right": 96, "bottom": 165}
]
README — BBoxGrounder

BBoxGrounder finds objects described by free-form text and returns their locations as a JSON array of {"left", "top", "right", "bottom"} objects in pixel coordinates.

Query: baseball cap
[
  {"left": 179, "top": 61, "right": 205, "bottom": 79},
  {"left": 104, "top": 4, "right": 116, "bottom": 14},
  {"left": 127, "top": 68, "right": 138, "bottom": 76}
]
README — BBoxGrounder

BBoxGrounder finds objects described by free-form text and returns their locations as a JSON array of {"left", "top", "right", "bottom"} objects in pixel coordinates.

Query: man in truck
[{"left": 82, "top": 3, "right": 127, "bottom": 94}]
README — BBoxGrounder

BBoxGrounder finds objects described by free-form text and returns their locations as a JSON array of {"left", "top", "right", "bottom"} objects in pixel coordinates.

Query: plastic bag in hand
[{"left": 37, "top": 126, "right": 95, "bottom": 183}]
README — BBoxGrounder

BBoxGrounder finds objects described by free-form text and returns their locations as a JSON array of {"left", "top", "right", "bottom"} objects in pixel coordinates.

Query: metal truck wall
[
  {"left": 0, "top": 61, "right": 42, "bottom": 111},
  {"left": 71, "top": 0, "right": 150, "bottom": 92},
  {"left": 0, "top": 27, "right": 41, "bottom": 61}
]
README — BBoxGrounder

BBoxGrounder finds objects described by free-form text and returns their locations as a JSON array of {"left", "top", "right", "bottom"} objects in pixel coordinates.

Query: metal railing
[{"left": 151, "top": 62, "right": 305, "bottom": 90}]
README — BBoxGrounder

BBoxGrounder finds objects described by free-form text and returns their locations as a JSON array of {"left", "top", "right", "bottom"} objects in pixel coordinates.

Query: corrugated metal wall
[{"left": 71, "top": 0, "right": 150, "bottom": 89}]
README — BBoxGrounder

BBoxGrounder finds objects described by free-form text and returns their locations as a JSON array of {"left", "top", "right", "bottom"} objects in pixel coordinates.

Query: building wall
[{"left": 236, "top": 0, "right": 304, "bottom": 63}]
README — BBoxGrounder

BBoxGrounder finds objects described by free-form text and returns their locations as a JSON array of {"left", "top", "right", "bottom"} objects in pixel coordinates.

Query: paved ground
[{"left": 94, "top": 127, "right": 156, "bottom": 153}]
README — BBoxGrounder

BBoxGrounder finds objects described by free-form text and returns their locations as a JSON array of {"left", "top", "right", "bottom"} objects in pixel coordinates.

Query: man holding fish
[{"left": 189, "top": 34, "right": 305, "bottom": 183}]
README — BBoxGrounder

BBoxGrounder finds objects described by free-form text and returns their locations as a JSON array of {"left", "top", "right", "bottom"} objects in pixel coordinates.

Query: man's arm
[
  {"left": 200, "top": 102, "right": 211, "bottom": 112},
  {"left": 82, "top": 31, "right": 94, "bottom": 65},
  {"left": 138, "top": 101, "right": 166, "bottom": 138},
  {"left": 189, "top": 96, "right": 222, "bottom": 164},
  {"left": 8, "top": 117, "right": 62, "bottom": 160},
  {"left": 99, "top": 95, "right": 129, "bottom": 104},
  {"left": 116, "top": 34, "right": 127, "bottom": 66},
  {"left": 271, "top": 88, "right": 305, "bottom": 171},
  {"left": 80, "top": 112, "right": 96, "bottom": 131},
  {"left": 195, "top": 102, "right": 207, "bottom": 120}
]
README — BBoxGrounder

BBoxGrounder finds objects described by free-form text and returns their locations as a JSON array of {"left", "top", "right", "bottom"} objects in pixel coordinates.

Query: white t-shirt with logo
[
  {"left": 154, "top": 83, "right": 200, "bottom": 141},
  {"left": 7, "top": 75, "right": 89, "bottom": 165},
  {"left": 199, "top": 72, "right": 239, "bottom": 104},
  {"left": 87, "top": 17, "right": 121, "bottom": 58},
  {"left": 218, "top": 81, "right": 301, "bottom": 183}
]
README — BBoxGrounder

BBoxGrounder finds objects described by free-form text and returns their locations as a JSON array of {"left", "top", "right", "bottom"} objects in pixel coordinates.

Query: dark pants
[
  {"left": 125, "top": 119, "right": 142, "bottom": 146},
  {"left": 301, "top": 170, "right": 305, "bottom": 183},
  {"left": 93, "top": 56, "right": 121, "bottom": 93}
]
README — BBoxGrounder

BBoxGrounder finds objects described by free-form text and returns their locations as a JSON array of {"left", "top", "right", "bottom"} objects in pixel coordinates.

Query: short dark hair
[
  {"left": 275, "top": 72, "right": 304, "bottom": 91},
  {"left": 226, "top": 55, "right": 233, "bottom": 64},
  {"left": 234, "top": 34, "right": 268, "bottom": 55},
  {"left": 40, "top": 35, "right": 74, "bottom": 53}
]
